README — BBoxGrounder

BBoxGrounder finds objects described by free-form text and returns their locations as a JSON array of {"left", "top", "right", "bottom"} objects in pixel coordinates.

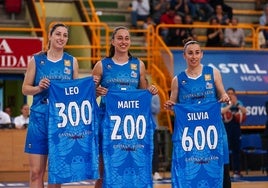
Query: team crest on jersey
[
  {"left": 64, "top": 60, "right": 71, "bottom": 66},
  {"left": 131, "top": 70, "right": 137, "bottom": 78},
  {"left": 181, "top": 80, "right": 187, "bottom": 85},
  {"left": 206, "top": 82, "right": 213, "bottom": 89},
  {"left": 204, "top": 74, "right": 211, "bottom": 81},
  {"left": 64, "top": 67, "right": 71, "bottom": 75},
  {"left": 130, "top": 63, "right": 137, "bottom": 70}
]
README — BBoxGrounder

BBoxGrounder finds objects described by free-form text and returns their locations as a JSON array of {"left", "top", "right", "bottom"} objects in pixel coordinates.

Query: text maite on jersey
[{"left": 118, "top": 100, "right": 140, "bottom": 109}]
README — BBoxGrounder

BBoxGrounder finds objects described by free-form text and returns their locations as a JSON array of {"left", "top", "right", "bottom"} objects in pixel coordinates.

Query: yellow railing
[
  {"left": 2, "top": 0, "right": 268, "bottom": 133},
  {"left": 35, "top": 0, "right": 46, "bottom": 40},
  {"left": 80, "top": 0, "right": 102, "bottom": 60},
  {"left": 149, "top": 31, "right": 174, "bottom": 132},
  {"left": 0, "top": 27, "right": 44, "bottom": 36},
  {"left": 0, "top": 0, "right": 46, "bottom": 48},
  {"left": 85, "top": 0, "right": 100, "bottom": 23},
  {"left": 255, "top": 26, "right": 268, "bottom": 49}
]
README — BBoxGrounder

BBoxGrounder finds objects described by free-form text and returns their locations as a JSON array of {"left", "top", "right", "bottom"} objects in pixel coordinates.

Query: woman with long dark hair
[
  {"left": 22, "top": 22, "right": 79, "bottom": 188},
  {"left": 92, "top": 26, "right": 158, "bottom": 188}
]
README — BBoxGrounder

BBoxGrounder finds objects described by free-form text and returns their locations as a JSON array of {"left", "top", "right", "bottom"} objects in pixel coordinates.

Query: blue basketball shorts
[{"left": 24, "top": 110, "right": 49, "bottom": 155}]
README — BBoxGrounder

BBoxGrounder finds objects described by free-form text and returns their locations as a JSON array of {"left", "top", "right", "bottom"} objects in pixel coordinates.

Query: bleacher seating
[
  {"left": 226, "top": 0, "right": 263, "bottom": 23},
  {"left": 4, "top": 0, "right": 22, "bottom": 14}
]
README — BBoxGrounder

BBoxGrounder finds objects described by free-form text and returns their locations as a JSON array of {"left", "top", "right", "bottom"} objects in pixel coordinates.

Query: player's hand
[
  {"left": 164, "top": 100, "right": 175, "bottom": 110},
  {"left": 38, "top": 78, "right": 50, "bottom": 90},
  {"left": 93, "top": 75, "right": 100, "bottom": 86},
  {"left": 147, "top": 84, "right": 158, "bottom": 95},
  {"left": 219, "top": 93, "right": 231, "bottom": 104},
  {"left": 96, "top": 86, "right": 108, "bottom": 97}
]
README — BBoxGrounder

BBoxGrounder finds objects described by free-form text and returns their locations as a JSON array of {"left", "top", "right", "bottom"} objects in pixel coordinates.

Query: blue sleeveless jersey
[
  {"left": 100, "top": 57, "right": 140, "bottom": 90},
  {"left": 177, "top": 65, "right": 229, "bottom": 164},
  {"left": 172, "top": 102, "right": 224, "bottom": 188},
  {"left": 99, "top": 57, "right": 141, "bottom": 113},
  {"left": 31, "top": 52, "right": 74, "bottom": 114},
  {"left": 102, "top": 90, "right": 155, "bottom": 188},
  {"left": 47, "top": 77, "right": 99, "bottom": 184},
  {"left": 177, "top": 66, "right": 217, "bottom": 104}
]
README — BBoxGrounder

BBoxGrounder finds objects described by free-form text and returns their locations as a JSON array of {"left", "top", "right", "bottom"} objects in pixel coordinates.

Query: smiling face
[
  {"left": 183, "top": 43, "right": 203, "bottom": 68},
  {"left": 111, "top": 28, "right": 131, "bottom": 53},
  {"left": 49, "top": 26, "right": 69, "bottom": 50}
]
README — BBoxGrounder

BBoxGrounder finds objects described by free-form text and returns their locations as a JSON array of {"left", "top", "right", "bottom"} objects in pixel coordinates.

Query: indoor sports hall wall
[{"left": 172, "top": 50, "right": 268, "bottom": 126}]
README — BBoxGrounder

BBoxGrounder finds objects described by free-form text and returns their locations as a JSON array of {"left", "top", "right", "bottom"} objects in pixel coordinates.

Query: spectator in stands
[
  {"left": 256, "top": 0, "right": 268, "bottom": 10},
  {"left": 259, "top": 3, "right": 268, "bottom": 25},
  {"left": 211, "top": 4, "right": 230, "bottom": 25},
  {"left": 166, "top": 14, "right": 188, "bottom": 46},
  {"left": 4, "top": 105, "right": 14, "bottom": 123},
  {"left": 206, "top": 17, "right": 224, "bottom": 47},
  {"left": 159, "top": 6, "right": 176, "bottom": 43},
  {"left": 0, "top": 103, "right": 11, "bottom": 128},
  {"left": 131, "top": 0, "right": 151, "bottom": 28},
  {"left": 171, "top": 0, "right": 190, "bottom": 17},
  {"left": 143, "top": 15, "right": 156, "bottom": 44},
  {"left": 188, "top": 0, "right": 214, "bottom": 21},
  {"left": 209, "top": 0, "right": 233, "bottom": 20},
  {"left": 14, "top": 104, "right": 29, "bottom": 129},
  {"left": 184, "top": 14, "right": 198, "bottom": 40},
  {"left": 151, "top": 0, "right": 170, "bottom": 25},
  {"left": 223, "top": 17, "right": 245, "bottom": 47},
  {"left": 221, "top": 87, "right": 247, "bottom": 178},
  {"left": 143, "top": 15, "right": 156, "bottom": 30},
  {"left": 258, "top": 23, "right": 268, "bottom": 48}
]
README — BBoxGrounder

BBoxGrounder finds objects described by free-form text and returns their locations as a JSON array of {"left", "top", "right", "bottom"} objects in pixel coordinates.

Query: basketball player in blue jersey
[
  {"left": 22, "top": 23, "right": 79, "bottom": 188},
  {"left": 164, "top": 39, "right": 232, "bottom": 188},
  {"left": 92, "top": 26, "right": 158, "bottom": 188}
]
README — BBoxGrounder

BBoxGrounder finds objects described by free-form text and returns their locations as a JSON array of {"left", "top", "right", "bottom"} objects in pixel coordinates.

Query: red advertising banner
[{"left": 0, "top": 37, "right": 43, "bottom": 70}]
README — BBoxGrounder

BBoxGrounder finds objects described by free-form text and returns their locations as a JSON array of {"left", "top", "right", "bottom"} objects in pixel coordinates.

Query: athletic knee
[{"left": 30, "top": 167, "right": 45, "bottom": 182}]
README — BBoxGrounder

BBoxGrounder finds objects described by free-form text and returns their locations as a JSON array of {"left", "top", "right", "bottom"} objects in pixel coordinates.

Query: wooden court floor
[
  {"left": 61, "top": 182, "right": 268, "bottom": 188},
  {"left": 60, "top": 171, "right": 268, "bottom": 188},
  {"left": 61, "top": 183, "right": 268, "bottom": 188}
]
